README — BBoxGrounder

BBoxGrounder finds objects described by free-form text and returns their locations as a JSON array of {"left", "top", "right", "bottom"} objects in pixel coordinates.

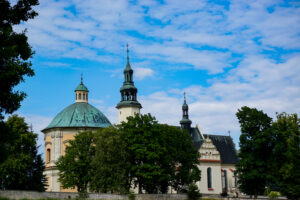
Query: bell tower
[
  {"left": 116, "top": 44, "right": 142, "bottom": 123},
  {"left": 180, "top": 92, "right": 192, "bottom": 130}
]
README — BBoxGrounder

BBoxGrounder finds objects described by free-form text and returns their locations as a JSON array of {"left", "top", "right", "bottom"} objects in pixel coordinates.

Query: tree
[
  {"left": 119, "top": 114, "right": 200, "bottom": 194},
  {"left": 0, "top": 0, "right": 39, "bottom": 119},
  {"left": 0, "top": 0, "right": 39, "bottom": 167},
  {"left": 90, "top": 127, "right": 130, "bottom": 194},
  {"left": 0, "top": 115, "right": 46, "bottom": 191},
  {"left": 236, "top": 106, "right": 273, "bottom": 198},
  {"left": 56, "top": 131, "right": 95, "bottom": 198},
  {"left": 272, "top": 113, "right": 300, "bottom": 200}
]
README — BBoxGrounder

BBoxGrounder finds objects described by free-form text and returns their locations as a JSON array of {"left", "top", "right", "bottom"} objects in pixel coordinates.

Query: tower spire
[
  {"left": 126, "top": 43, "right": 129, "bottom": 64},
  {"left": 81, "top": 73, "right": 83, "bottom": 84},
  {"left": 180, "top": 92, "right": 192, "bottom": 130},
  {"left": 116, "top": 45, "right": 142, "bottom": 123}
]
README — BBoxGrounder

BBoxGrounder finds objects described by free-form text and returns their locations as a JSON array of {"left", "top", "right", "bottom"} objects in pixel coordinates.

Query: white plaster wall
[
  {"left": 118, "top": 106, "right": 140, "bottom": 123},
  {"left": 198, "top": 162, "right": 222, "bottom": 194},
  {"left": 221, "top": 164, "right": 237, "bottom": 193},
  {"left": 44, "top": 169, "right": 60, "bottom": 192}
]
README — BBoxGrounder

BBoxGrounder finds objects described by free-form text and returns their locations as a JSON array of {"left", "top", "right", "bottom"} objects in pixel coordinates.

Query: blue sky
[{"left": 13, "top": 0, "right": 300, "bottom": 155}]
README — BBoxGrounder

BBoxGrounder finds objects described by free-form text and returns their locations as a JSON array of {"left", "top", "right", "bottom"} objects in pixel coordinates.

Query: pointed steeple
[
  {"left": 180, "top": 92, "right": 192, "bottom": 130},
  {"left": 123, "top": 44, "right": 134, "bottom": 84},
  {"left": 126, "top": 43, "right": 130, "bottom": 68},
  {"left": 116, "top": 44, "right": 142, "bottom": 111}
]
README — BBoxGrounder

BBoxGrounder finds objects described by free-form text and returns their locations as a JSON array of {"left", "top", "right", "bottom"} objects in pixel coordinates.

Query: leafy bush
[
  {"left": 187, "top": 183, "right": 202, "bottom": 200},
  {"left": 269, "top": 191, "right": 280, "bottom": 199}
]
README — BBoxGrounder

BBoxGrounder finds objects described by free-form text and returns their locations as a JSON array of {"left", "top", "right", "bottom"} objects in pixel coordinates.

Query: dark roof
[
  {"left": 175, "top": 126, "right": 238, "bottom": 164},
  {"left": 203, "top": 134, "right": 238, "bottom": 164},
  {"left": 190, "top": 127, "right": 204, "bottom": 150}
]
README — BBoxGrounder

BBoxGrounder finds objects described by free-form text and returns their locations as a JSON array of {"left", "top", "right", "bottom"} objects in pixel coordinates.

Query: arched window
[
  {"left": 79, "top": 93, "right": 81, "bottom": 100},
  {"left": 76, "top": 94, "right": 77, "bottom": 100},
  {"left": 83, "top": 93, "right": 85, "bottom": 100},
  {"left": 207, "top": 167, "right": 212, "bottom": 188},
  {"left": 86, "top": 93, "right": 88, "bottom": 100},
  {"left": 47, "top": 149, "right": 51, "bottom": 163}
]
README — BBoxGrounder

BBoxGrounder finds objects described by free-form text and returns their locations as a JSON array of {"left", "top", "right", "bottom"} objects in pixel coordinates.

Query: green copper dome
[
  {"left": 75, "top": 83, "right": 88, "bottom": 92},
  {"left": 43, "top": 102, "right": 111, "bottom": 131}
]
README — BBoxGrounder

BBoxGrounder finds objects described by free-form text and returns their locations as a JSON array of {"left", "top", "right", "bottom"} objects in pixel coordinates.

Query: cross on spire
[
  {"left": 81, "top": 73, "right": 83, "bottom": 84},
  {"left": 184, "top": 92, "right": 186, "bottom": 103}
]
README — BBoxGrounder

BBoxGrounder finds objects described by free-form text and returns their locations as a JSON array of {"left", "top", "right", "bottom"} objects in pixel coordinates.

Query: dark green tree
[
  {"left": 171, "top": 128, "right": 201, "bottom": 193},
  {"left": 0, "top": 0, "right": 39, "bottom": 119},
  {"left": 119, "top": 114, "right": 200, "bottom": 194},
  {"left": 0, "top": 0, "right": 39, "bottom": 166},
  {"left": 272, "top": 113, "right": 300, "bottom": 200},
  {"left": 236, "top": 106, "right": 273, "bottom": 198},
  {"left": 90, "top": 127, "right": 130, "bottom": 194},
  {"left": 56, "top": 131, "right": 95, "bottom": 198},
  {"left": 0, "top": 115, "right": 46, "bottom": 191}
]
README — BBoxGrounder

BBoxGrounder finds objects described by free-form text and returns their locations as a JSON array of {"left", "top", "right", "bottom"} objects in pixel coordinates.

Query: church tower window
[
  {"left": 79, "top": 93, "right": 81, "bottom": 100},
  {"left": 83, "top": 93, "right": 85, "bottom": 100}
]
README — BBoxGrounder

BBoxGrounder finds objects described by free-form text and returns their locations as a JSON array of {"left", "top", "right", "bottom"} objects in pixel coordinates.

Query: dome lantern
[{"left": 75, "top": 74, "right": 89, "bottom": 103}]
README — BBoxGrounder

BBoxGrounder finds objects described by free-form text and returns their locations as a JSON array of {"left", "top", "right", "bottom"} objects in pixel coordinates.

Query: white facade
[
  {"left": 196, "top": 134, "right": 237, "bottom": 195},
  {"left": 118, "top": 106, "right": 140, "bottom": 123}
]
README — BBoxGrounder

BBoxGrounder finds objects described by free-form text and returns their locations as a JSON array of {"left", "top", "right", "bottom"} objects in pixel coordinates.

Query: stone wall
[
  {"left": 0, "top": 190, "right": 287, "bottom": 200},
  {"left": 0, "top": 190, "right": 187, "bottom": 200}
]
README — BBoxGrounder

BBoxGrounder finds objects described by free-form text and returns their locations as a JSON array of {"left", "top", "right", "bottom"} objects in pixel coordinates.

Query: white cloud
[
  {"left": 14, "top": 0, "right": 300, "bottom": 74},
  {"left": 138, "top": 54, "right": 300, "bottom": 146},
  {"left": 134, "top": 67, "right": 154, "bottom": 80}
]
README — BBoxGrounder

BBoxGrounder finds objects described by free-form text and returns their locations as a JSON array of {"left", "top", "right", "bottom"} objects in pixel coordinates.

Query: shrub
[
  {"left": 269, "top": 191, "right": 280, "bottom": 199},
  {"left": 187, "top": 183, "right": 202, "bottom": 200}
]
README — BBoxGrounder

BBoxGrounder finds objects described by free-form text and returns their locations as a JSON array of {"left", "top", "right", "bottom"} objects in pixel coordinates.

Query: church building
[{"left": 42, "top": 47, "right": 238, "bottom": 194}]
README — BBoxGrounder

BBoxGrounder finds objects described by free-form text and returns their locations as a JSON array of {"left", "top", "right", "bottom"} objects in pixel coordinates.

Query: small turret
[
  {"left": 75, "top": 74, "right": 89, "bottom": 103},
  {"left": 180, "top": 92, "right": 192, "bottom": 130}
]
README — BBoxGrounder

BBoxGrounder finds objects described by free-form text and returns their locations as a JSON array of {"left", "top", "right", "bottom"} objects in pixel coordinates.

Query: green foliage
[
  {"left": 272, "top": 113, "right": 300, "bottom": 200},
  {"left": 90, "top": 127, "right": 130, "bottom": 194},
  {"left": 236, "top": 107, "right": 300, "bottom": 200},
  {"left": 0, "top": 115, "right": 46, "bottom": 191},
  {"left": 119, "top": 114, "right": 200, "bottom": 193},
  {"left": 0, "top": 0, "right": 39, "bottom": 166},
  {"left": 56, "top": 131, "right": 95, "bottom": 197},
  {"left": 0, "top": 0, "right": 39, "bottom": 119},
  {"left": 187, "top": 183, "right": 201, "bottom": 200},
  {"left": 236, "top": 106, "right": 273, "bottom": 197},
  {"left": 269, "top": 191, "right": 281, "bottom": 199}
]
